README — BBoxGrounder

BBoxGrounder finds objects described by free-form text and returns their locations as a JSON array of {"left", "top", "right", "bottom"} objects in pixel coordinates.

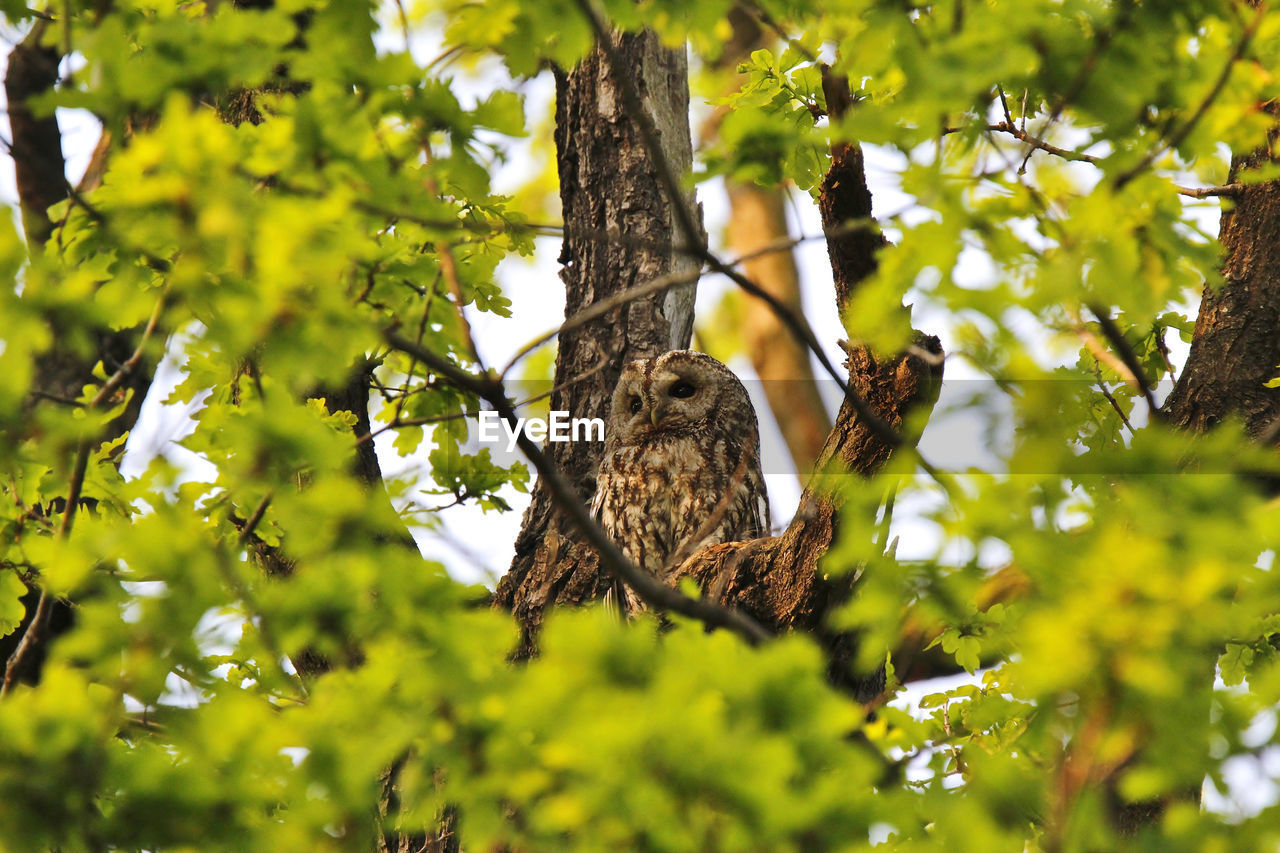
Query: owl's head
[{"left": 606, "top": 350, "right": 753, "bottom": 446}]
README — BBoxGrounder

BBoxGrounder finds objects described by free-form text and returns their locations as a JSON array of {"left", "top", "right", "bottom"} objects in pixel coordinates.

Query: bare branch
[
  {"left": 357, "top": 356, "right": 614, "bottom": 446},
  {"left": 236, "top": 494, "right": 273, "bottom": 548},
  {"left": 979, "top": 121, "right": 1100, "bottom": 164},
  {"left": 1097, "top": 381, "right": 1136, "bottom": 435},
  {"left": 1175, "top": 183, "right": 1242, "bottom": 199},
  {"left": 90, "top": 294, "right": 166, "bottom": 408},
  {"left": 997, "top": 86, "right": 1015, "bottom": 128},
  {"left": 500, "top": 219, "right": 877, "bottom": 378}
]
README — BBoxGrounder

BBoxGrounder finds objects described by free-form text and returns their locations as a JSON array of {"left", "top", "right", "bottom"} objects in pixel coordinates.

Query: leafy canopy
[{"left": 3, "top": 0, "right": 1280, "bottom": 850}]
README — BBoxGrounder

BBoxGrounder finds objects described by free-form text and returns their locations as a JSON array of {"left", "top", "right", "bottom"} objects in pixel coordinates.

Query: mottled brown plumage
[{"left": 591, "top": 350, "right": 769, "bottom": 615}]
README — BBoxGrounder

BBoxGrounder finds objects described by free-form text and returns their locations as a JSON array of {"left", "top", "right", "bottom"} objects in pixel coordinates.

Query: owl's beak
[{"left": 650, "top": 405, "right": 662, "bottom": 427}]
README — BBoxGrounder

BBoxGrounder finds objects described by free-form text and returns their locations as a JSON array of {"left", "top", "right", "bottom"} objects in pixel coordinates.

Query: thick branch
[
  {"left": 677, "top": 70, "right": 944, "bottom": 699},
  {"left": 6, "top": 21, "right": 65, "bottom": 247}
]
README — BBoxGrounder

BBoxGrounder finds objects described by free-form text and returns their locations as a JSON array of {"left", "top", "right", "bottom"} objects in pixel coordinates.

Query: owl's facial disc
[{"left": 644, "top": 372, "right": 708, "bottom": 430}]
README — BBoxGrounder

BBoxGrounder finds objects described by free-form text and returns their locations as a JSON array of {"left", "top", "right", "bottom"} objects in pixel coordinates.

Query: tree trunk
[
  {"left": 495, "top": 53, "right": 943, "bottom": 701},
  {"left": 1164, "top": 122, "right": 1280, "bottom": 436},
  {"left": 493, "top": 29, "right": 701, "bottom": 649}
]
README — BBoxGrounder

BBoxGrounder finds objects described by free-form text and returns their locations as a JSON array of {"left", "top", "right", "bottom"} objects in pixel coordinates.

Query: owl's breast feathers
[{"left": 591, "top": 434, "right": 765, "bottom": 579}]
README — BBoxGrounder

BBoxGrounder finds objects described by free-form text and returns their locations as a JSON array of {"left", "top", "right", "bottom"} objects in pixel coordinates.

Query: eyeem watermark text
[{"left": 477, "top": 411, "right": 605, "bottom": 451}]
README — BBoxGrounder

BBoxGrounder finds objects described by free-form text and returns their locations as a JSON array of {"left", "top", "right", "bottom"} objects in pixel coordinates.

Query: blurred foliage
[{"left": 2, "top": 0, "right": 1280, "bottom": 851}]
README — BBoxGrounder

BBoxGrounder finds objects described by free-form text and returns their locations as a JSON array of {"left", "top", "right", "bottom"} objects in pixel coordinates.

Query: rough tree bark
[
  {"left": 1164, "top": 121, "right": 1280, "bottom": 436},
  {"left": 9, "top": 20, "right": 152, "bottom": 443},
  {"left": 493, "top": 29, "right": 701, "bottom": 647}
]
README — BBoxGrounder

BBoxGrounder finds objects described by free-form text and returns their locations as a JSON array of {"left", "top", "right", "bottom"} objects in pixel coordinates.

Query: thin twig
[
  {"left": 499, "top": 219, "right": 875, "bottom": 377},
  {"left": 997, "top": 86, "right": 1015, "bottom": 128},
  {"left": 1096, "top": 381, "right": 1136, "bottom": 434},
  {"left": 390, "top": 269, "right": 441, "bottom": 431},
  {"left": 236, "top": 494, "right": 273, "bottom": 548},
  {"left": 1174, "top": 183, "right": 1242, "bottom": 199},
  {"left": 59, "top": 0, "right": 72, "bottom": 85},
  {"left": 437, "top": 240, "right": 484, "bottom": 367},
  {"left": 980, "top": 122, "right": 1099, "bottom": 164},
  {"left": 875, "top": 480, "right": 898, "bottom": 554},
  {"left": 1155, "top": 326, "right": 1178, "bottom": 386},
  {"left": 1088, "top": 305, "right": 1162, "bottom": 419},
  {"left": 90, "top": 295, "right": 165, "bottom": 408},
  {"left": 391, "top": 0, "right": 410, "bottom": 50},
  {"left": 501, "top": 267, "right": 706, "bottom": 377},
  {"left": 1114, "top": 3, "right": 1265, "bottom": 190},
  {"left": 742, "top": 0, "right": 819, "bottom": 64},
  {"left": 1078, "top": 326, "right": 1139, "bottom": 389},
  {"left": 717, "top": 261, "right": 914, "bottom": 453},
  {"left": 1, "top": 589, "right": 52, "bottom": 696},
  {"left": 420, "top": 170, "right": 486, "bottom": 370},
  {"left": 384, "top": 331, "right": 772, "bottom": 645}
]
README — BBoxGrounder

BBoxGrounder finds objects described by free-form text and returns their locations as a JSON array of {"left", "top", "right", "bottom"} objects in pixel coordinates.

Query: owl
[{"left": 590, "top": 350, "right": 770, "bottom": 616}]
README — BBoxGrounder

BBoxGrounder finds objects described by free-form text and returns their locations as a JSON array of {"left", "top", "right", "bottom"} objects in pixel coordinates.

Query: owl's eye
[
  {"left": 669, "top": 381, "right": 696, "bottom": 399},
  {"left": 629, "top": 396, "right": 643, "bottom": 414}
]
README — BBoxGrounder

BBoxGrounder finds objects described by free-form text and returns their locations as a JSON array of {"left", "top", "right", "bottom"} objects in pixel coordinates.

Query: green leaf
[{"left": 0, "top": 571, "right": 27, "bottom": 638}]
